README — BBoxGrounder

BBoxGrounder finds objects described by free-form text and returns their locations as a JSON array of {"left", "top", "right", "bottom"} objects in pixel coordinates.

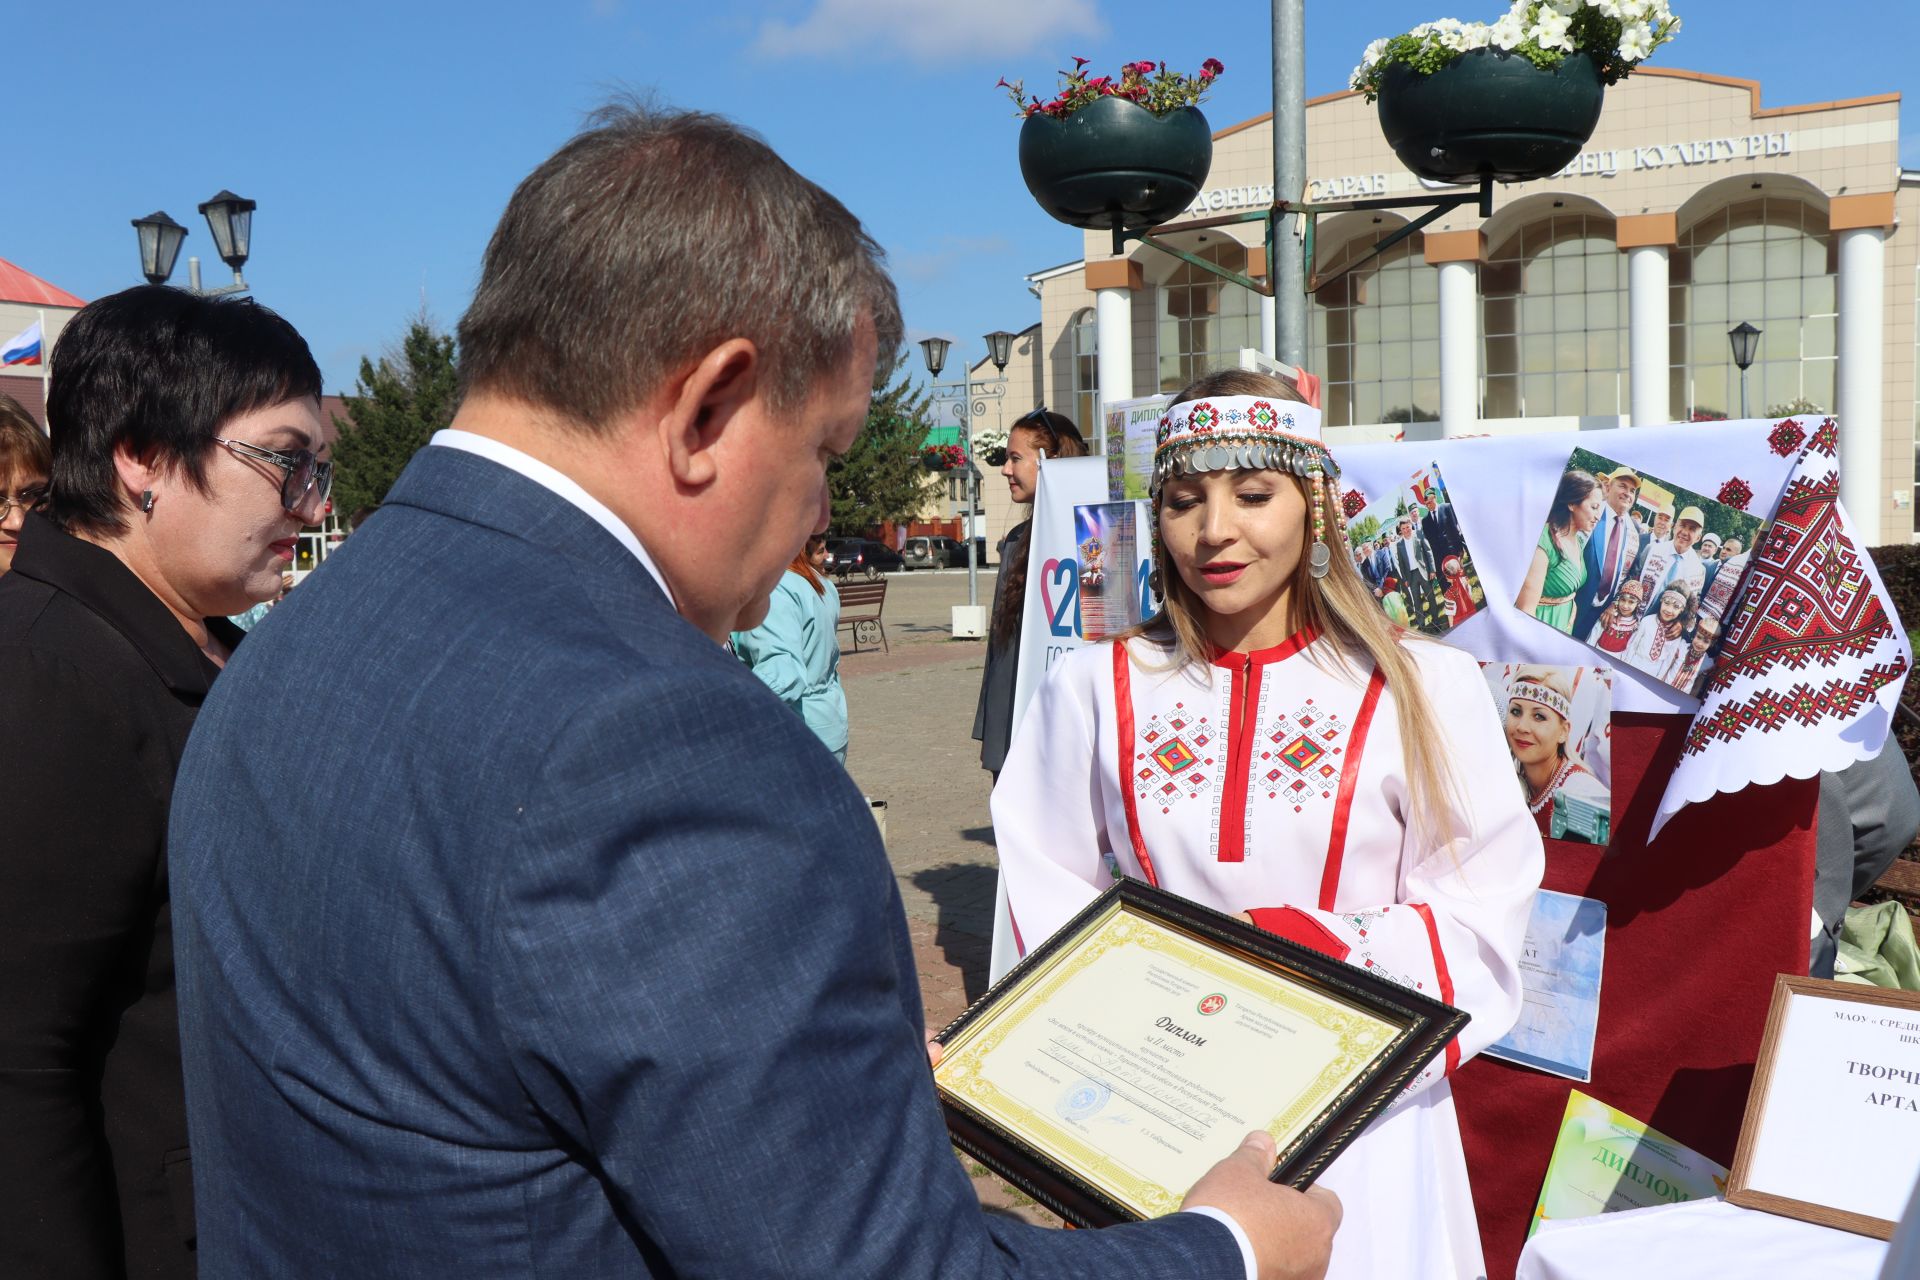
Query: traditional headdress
[
  {"left": 1151, "top": 394, "right": 1340, "bottom": 578},
  {"left": 1507, "top": 666, "right": 1574, "bottom": 722}
]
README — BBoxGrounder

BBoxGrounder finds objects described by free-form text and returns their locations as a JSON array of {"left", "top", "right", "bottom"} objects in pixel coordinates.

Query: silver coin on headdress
[{"left": 1308, "top": 541, "right": 1332, "bottom": 578}]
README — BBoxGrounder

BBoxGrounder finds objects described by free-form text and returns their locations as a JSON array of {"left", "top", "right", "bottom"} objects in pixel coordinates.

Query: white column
[
  {"left": 1835, "top": 226, "right": 1887, "bottom": 537},
  {"left": 1261, "top": 293, "right": 1277, "bottom": 359},
  {"left": 1094, "top": 286, "right": 1134, "bottom": 413},
  {"left": 1436, "top": 259, "right": 1478, "bottom": 437},
  {"left": 1627, "top": 244, "right": 1671, "bottom": 427}
]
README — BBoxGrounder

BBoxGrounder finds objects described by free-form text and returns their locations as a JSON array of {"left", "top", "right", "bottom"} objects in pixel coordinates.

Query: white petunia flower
[
  {"left": 1490, "top": 12, "right": 1529, "bottom": 48},
  {"left": 1361, "top": 38, "right": 1389, "bottom": 68},
  {"left": 1617, "top": 23, "right": 1653, "bottom": 59},
  {"left": 1462, "top": 22, "right": 1494, "bottom": 48},
  {"left": 1530, "top": 8, "right": 1574, "bottom": 49}
]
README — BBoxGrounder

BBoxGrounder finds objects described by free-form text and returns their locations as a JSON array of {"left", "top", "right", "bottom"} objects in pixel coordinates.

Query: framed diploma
[
  {"left": 932, "top": 879, "right": 1467, "bottom": 1228},
  {"left": 1727, "top": 974, "right": 1920, "bottom": 1239}
]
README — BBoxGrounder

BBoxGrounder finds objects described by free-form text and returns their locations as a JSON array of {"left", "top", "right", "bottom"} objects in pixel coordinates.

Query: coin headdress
[{"left": 1150, "top": 395, "right": 1342, "bottom": 580}]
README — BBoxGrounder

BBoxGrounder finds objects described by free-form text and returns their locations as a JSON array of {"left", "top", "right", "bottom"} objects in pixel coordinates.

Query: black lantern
[
  {"left": 1727, "top": 322, "right": 1761, "bottom": 372},
  {"left": 198, "top": 190, "right": 257, "bottom": 272},
  {"left": 918, "top": 336, "right": 951, "bottom": 380},
  {"left": 131, "top": 211, "right": 188, "bottom": 285},
  {"left": 984, "top": 330, "right": 1015, "bottom": 373}
]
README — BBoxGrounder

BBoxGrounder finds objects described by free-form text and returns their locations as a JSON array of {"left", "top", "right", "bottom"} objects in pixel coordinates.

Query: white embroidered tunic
[{"left": 991, "top": 627, "right": 1543, "bottom": 1280}]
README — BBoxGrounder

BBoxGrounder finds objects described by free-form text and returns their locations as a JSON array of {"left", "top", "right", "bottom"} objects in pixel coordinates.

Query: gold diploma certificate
[{"left": 934, "top": 881, "right": 1465, "bottom": 1227}]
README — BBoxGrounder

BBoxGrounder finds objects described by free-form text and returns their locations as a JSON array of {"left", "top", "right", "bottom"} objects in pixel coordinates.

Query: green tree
[
  {"left": 828, "top": 352, "right": 935, "bottom": 535},
  {"left": 330, "top": 319, "right": 458, "bottom": 519}
]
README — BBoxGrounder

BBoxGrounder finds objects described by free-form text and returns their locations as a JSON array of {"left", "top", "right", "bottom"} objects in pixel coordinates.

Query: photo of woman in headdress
[
  {"left": 1498, "top": 666, "right": 1610, "bottom": 845},
  {"left": 1625, "top": 582, "right": 1694, "bottom": 671}
]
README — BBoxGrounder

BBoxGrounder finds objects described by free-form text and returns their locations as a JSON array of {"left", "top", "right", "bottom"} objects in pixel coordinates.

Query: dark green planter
[
  {"left": 1376, "top": 48, "right": 1603, "bottom": 184},
  {"left": 1018, "top": 97, "right": 1213, "bottom": 233}
]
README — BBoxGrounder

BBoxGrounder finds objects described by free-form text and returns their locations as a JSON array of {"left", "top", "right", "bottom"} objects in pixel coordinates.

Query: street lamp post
[
  {"left": 1728, "top": 321, "right": 1761, "bottom": 419},
  {"left": 920, "top": 333, "right": 1012, "bottom": 637},
  {"left": 131, "top": 190, "right": 258, "bottom": 296}
]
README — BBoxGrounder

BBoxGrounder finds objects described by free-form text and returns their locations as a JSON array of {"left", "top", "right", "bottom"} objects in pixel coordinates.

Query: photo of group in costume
[
  {"left": 1481, "top": 662, "right": 1613, "bottom": 848},
  {"left": 1514, "top": 447, "right": 1765, "bottom": 697},
  {"left": 1346, "top": 461, "right": 1483, "bottom": 639}
]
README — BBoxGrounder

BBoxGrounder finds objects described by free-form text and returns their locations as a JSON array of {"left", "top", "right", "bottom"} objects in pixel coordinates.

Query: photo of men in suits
[
  {"left": 1346, "top": 463, "right": 1485, "bottom": 639},
  {"left": 164, "top": 104, "right": 1339, "bottom": 1278}
]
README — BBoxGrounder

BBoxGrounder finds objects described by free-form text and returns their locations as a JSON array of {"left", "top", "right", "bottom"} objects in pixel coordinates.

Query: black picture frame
[{"left": 933, "top": 878, "right": 1468, "bottom": 1228}]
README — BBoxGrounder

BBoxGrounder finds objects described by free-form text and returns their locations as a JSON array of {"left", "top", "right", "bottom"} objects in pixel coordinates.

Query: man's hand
[
  {"left": 925, "top": 1031, "right": 944, "bottom": 1070},
  {"left": 1183, "top": 1131, "right": 1341, "bottom": 1280}
]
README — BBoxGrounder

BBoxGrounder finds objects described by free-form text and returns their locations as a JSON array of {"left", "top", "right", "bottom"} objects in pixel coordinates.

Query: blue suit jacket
[
  {"left": 170, "top": 446, "right": 1241, "bottom": 1277},
  {"left": 1572, "top": 506, "right": 1645, "bottom": 641}
]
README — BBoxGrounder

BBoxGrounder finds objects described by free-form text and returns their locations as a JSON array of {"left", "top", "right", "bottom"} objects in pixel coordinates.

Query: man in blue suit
[
  {"left": 168, "top": 106, "right": 1338, "bottom": 1278},
  {"left": 1571, "top": 466, "right": 1647, "bottom": 642}
]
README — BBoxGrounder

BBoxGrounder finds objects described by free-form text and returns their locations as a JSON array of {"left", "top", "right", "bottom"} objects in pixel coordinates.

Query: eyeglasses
[
  {"left": 214, "top": 438, "right": 333, "bottom": 524},
  {"left": 0, "top": 485, "right": 47, "bottom": 518}
]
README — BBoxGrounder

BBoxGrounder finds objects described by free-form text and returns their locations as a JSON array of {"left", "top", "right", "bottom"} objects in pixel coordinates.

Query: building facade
[{"left": 1023, "top": 68, "right": 1916, "bottom": 543}]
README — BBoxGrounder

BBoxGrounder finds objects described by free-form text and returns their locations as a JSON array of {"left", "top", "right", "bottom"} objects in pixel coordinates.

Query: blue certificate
[{"left": 1484, "top": 890, "right": 1606, "bottom": 1082}]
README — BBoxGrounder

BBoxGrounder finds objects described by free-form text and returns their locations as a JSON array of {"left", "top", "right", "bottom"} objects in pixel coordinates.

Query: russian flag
[{"left": 1, "top": 321, "right": 42, "bottom": 367}]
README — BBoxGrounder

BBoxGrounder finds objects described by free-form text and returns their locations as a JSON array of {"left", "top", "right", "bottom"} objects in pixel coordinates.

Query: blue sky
[{"left": 7, "top": 1, "right": 1913, "bottom": 395}]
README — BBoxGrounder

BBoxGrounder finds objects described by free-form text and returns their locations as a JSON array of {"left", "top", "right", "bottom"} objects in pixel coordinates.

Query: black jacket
[{"left": 0, "top": 513, "right": 235, "bottom": 1278}]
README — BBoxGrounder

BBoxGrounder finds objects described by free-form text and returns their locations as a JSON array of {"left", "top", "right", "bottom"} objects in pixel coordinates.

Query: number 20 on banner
[{"left": 1040, "top": 558, "right": 1154, "bottom": 639}]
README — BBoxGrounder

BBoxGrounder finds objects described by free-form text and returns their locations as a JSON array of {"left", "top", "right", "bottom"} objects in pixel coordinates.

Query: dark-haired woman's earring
[
  {"left": 1307, "top": 473, "right": 1331, "bottom": 579},
  {"left": 140, "top": 490, "right": 156, "bottom": 515}
]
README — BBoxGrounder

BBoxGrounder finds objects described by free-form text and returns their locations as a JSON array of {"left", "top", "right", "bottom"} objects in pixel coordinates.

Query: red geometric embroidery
[
  {"left": 1685, "top": 429, "right": 1905, "bottom": 757},
  {"left": 1718, "top": 477, "right": 1753, "bottom": 511},
  {"left": 1258, "top": 702, "right": 1350, "bottom": 810},
  {"left": 1135, "top": 707, "right": 1217, "bottom": 814},
  {"left": 1153, "top": 739, "right": 1198, "bottom": 774},
  {"left": 1767, "top": 420, "right": 1806, "bottom": 457},
  {"left": 1808, "top": 417, "right": 1837, "bottom": 458},
  {"left": 1341, "top": 488, "right": 1367, "bottom": 519}
]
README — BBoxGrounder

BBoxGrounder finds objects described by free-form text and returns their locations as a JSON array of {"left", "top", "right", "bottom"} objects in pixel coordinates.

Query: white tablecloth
[{"left": 1516, "top": 1198, "right": 1886, "bottom": 1279}]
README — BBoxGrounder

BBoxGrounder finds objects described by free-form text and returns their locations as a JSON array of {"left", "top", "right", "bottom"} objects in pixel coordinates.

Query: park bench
[{"left": 837, "top": 579, "right": 890, "bottom": 654}]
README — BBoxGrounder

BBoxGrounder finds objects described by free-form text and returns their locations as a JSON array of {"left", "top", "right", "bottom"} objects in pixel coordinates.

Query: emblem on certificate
[{"left": 933, "top": 880, "right": 1467, "bottom": 1227}]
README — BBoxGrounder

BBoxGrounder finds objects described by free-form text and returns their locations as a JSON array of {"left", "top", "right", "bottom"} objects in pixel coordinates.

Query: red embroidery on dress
[
  {"left": 1135, "top": 703, "right": 1217, "bottom": 814},
  {"left": 1256, "top": 700, "right": 1351, "bottom": 810}
]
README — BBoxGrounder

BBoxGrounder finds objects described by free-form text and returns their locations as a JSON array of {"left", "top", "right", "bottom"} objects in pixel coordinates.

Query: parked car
[{"left": 824, "top": 537, "right": 904, "bottom": 579}]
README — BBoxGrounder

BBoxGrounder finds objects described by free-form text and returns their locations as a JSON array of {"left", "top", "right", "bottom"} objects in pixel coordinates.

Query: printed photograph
[
  {"left": 1073, "top": 502, "right": 1143, "bottom": 642},
  {"left": 1513, "top": 448, "right": 1766, "bottom": 696},
  {"left": 1482, "top": 662, "right": 1614, "bottom": 848},
  {"left": 1345, "top": 462, "right": 1483, "bottom": 639}
]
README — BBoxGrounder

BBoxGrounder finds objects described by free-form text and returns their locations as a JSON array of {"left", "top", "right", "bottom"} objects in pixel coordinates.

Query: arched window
[
  {"left": 1480, "top": 213, "right": 1628, "bottom": 419},
  {"left": 1670, "top": 198, "right": 1835, "bottom": 421},
  {"left": 1071, "top": 308, "right": 1098, "bottom": 432},
  {"left": 1309, "top": 230, "right": 1438, "bottom": 427},
  {"left": 1155, "top": 241, "right": 1260, "bottom": 392}
]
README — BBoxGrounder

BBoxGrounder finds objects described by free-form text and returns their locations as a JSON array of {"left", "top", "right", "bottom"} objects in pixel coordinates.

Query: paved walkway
[{"left": 837, "top": 568, "right": 1059, "bottom": 1227}]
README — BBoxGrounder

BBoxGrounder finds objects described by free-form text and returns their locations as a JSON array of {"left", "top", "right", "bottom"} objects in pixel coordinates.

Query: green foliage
[
  {"left": 1001, "top": 56, "right": 1224, "bottom": 120},
  {"left": 330, "top": 319, "right": 458, "bottom": 519},
  {"left": 828, "top": 352, "right": 935, "bottom": 536}
]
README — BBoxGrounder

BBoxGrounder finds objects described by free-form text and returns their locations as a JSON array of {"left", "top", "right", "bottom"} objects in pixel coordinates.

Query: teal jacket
[{"left": 732, "top": 570, "right": 848, "bottom": 760}]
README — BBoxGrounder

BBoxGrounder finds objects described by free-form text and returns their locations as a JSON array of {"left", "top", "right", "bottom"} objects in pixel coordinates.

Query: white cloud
[{"left": 753, "top": 0, "right": 1104, "bottom": 63}]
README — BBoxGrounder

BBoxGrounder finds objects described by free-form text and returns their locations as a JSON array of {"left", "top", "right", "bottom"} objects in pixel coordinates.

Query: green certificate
[{"left": 933, "top": 880, "right": 1465, "bottom": 1227}]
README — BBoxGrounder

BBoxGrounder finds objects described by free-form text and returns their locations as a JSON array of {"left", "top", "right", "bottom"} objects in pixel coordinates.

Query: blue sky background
[{"left": 7, "top": 1, "right": 1913, "bottom": 395}]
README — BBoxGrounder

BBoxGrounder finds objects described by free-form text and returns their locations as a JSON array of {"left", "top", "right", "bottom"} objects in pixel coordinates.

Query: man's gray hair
[{"left": 457, "top": 102, "right": 902, "bottom": 429}]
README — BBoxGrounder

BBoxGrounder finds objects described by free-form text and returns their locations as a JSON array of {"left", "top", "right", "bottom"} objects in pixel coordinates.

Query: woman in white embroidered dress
[{"left": 991, "top": 368, "right": 1543, "bottom": 1280}]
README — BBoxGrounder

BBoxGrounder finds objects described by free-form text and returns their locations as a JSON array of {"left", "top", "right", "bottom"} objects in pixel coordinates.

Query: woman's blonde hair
[{"left": 1126, "top": 367, "right": 1465, "bottom": 851}]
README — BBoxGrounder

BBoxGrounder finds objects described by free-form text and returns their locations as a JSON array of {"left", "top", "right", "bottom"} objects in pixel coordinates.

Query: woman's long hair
[
  {"left": 791, "top": 534, "right": 827, "bottom": 597},
  {"left": 1125, "top": 367, "right": 1466, "bottom": 852},
  {"left": 1548, "top": 470, "right": 1599, "bottom": 533},
  {"left": 990, "top": 410, "right": 1086, "bottom": 647}
]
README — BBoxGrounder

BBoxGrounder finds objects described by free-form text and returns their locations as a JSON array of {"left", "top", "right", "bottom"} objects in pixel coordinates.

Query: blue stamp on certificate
[
  {"left": 1483, "top": 890, "right": 1606, "bottom": 1082},
  {"left": 1057, "top": 1078, "right": 1111, "bottom": 1123}
]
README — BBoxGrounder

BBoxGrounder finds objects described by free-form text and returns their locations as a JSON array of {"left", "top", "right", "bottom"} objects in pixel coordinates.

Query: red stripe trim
[
  {"left": 1409, "top": 902, "right": 1460, "bottom": 1076},
  {"left": 1007, "top": 899, "right": 1027, "bottom": 959},
  {"left": 1216, "top": 656, "right": 1259, "bottom": 863},
  {"left": 1207, "top": 622, "right": 1320, "bottom": 671},
  {"left": 1318, "top": 666, "right": 1388, "bottom": 911},
  {"left": 1111, "top": 641, "right": 1160, "bottom": 887}
]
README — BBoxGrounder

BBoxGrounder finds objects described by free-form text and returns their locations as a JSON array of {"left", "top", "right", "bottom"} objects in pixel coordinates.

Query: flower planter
[
  {"left": 1375, "top": 48, "right": 1603, "bottom": 184},
  {"left": 1018, "top": 96, "right": 1213, "bottom": 233}
]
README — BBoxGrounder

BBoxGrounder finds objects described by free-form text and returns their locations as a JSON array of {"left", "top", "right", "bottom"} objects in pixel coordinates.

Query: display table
[{"left": 1517, "top": 1198, "right": 1886, "bottom": 1278}]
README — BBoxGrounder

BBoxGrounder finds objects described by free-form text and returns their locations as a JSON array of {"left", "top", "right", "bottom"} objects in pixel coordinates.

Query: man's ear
[{"left": 658, "top": 338, "right": 759, "bottom": 490}]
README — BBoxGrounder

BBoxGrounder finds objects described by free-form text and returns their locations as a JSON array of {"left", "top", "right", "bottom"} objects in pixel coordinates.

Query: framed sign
[
  {"left": 933, "top": 879, "right": 1466, "bottom": 1228},
  {"left": 1727, "top": 974, "right": 1920, "bottom": 1239}
]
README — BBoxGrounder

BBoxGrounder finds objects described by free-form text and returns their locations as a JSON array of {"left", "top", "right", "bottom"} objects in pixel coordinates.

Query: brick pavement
[{"left": 839, "top": 570, "right": 1059, "bottom": 1227}]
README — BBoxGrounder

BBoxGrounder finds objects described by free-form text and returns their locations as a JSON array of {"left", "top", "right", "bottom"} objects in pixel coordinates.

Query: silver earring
[{"left": 140, "top": 490, "right": 156, "bottom": 515}]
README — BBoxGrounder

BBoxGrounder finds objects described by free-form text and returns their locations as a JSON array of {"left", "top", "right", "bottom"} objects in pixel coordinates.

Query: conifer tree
[
  {"left": 828, "top": 351, "right": 935, "bottom": 535},
  {"left": 330, "top": 320, "right": 458, "bottom": 519}
]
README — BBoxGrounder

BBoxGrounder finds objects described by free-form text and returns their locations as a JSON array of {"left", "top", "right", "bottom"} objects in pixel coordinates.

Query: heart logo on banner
[{"left": 1039, "top": 557, "right": 1063, "bottom": 621}]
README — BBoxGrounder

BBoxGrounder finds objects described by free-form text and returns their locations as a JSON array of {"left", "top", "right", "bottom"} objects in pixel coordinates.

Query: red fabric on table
[{"left": 1452, "top": 712, "right": 1817, "bottom": 1280}]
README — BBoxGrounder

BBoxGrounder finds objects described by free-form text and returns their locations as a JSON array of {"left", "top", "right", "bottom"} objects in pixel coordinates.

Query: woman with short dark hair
[
  {"left": 0, "top": 284, "right": 327, "bottom": 1278},
  {"left": 0, "top": 393, "right": 51, "bottom": 576}
]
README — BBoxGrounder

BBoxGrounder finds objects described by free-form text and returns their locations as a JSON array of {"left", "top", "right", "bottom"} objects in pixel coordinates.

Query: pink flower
[
  {"left": 1087, "top": 76, "right": 1111, "bottom": 90},
  {"left": 1073, "top": 56, "right": 1090, "bottom": 68},
  {"left": 1129, "top": 59, "right": 1156, "bottom": 75},
  {"left": 1202, "top": 57, "right": 1224, "bottom": 77},
  {"left": 996, "top": 77, "right": 1009, "bottom": 88}
]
